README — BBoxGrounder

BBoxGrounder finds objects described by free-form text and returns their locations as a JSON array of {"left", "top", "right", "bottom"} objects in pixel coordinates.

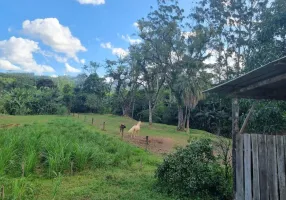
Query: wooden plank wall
[{"left": 236, "top": 134, "right": 286, "bottom": 200}]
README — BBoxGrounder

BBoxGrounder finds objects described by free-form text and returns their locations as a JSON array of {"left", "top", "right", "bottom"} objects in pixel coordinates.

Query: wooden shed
[{"left": 205, "top": 56, "right": 286, "bottom": 200}]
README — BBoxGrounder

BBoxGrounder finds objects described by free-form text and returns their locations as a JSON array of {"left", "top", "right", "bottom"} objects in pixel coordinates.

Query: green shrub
[
  {"left": 155, "top": 139, "right": 232, "bottom": 200},
  {"left": 56, "top": 106, "right": 68, "bottom": 115}
]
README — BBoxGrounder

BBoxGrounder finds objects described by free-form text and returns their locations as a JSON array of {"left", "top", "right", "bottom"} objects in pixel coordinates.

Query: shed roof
[{"left": 204, "top": 56, "right": 286, "bottom": 100}]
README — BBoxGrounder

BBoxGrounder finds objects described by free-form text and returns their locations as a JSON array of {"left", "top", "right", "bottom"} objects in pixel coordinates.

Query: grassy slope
[
  {"left": 0, "top": 115, "right": 62, "bottom": 125},
  {"left": 74, "top": 114, "right": 218, "bottom": 147},
  {"left": 0, "top": 114, "right": 219, "bottom": 200}
]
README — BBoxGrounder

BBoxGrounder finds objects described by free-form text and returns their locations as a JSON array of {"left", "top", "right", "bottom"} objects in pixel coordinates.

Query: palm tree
[{"left": 183, "top": 75, "right": 204, "bottom": 133}]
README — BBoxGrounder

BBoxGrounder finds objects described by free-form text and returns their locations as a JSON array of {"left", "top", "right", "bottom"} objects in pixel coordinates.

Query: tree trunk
[
  {"left": 177, "top": 106, "right": 184, "bottom": 131},
  {"left": 131, "top": 99, "right": 135, "bottom": 119},
  {"left": 232, "top": 98, "right": 239, "bottom": 198},
  {"left": 217, "top": 98, "right": 222, "bottom": 136},
  {"left": 183, "top": 106, "right": 188, "bottom": 130},
  {"left": 122, "top": 105, "right": 131, "bottom": 117},
  {"left": 186, "top": 117, "right": 190, "bottom": 133},
  {"left": 186, "top": 107, "right": 191, "bottom": 133},
  {"left": 148, "top": 100, "right": 153, "bottom": 126}
]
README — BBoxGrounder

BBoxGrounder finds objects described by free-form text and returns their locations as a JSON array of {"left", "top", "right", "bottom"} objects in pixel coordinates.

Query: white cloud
[
  {"left": 121, "top": 35, "right": 141, "bottom": 45},
  {"left": 101, "top": 42, "right": 129, "bottom": 58},
  {"left": 8, "top": 27, "right": 12, "bottom": 32},
  {"left": 100, "top": 42, "right": 112, "bottom": 49},
  {"left": 204, "top": 49, "right": 238, "bottom": 68},
  {"left": 50, "top": 74, "right": 58, "bottom": 78},
  {"left": 40, "top": 50, "right": 68, "bottom": 63},
  {"left": 170, "top": 51, "right": 183, "bottom": 64},
  {"left": 204, "top": 49, "right": 217, "bottom": 65},
  {"left": 112, "top": 48, "right": 129, "bottom": 57},
  {"left": 77, "top": 0, "right": 105, "bottom": 5},
  {"left": 0, "top": 59, "right": 21, "bottom": 71},
  {"left": 105, "top": 77, "right": 113, "bottom": 83},
  {"left": 22, "top": 18, "right": 86, "bottom": 61},
  {"left": 133, "top": 22, "right": 139, "bottom": 28},
  {"left": 0, "top": 37, "right": 55, "bottom": 74},
  {"left": 54, "top": 55, "right": 68, "bottom": 63},
  {"left": 80, "top": 59, "right": 86, "bottom": 64},
  {"left": 65, "top": 63, "right": 81, "bottom": 73},
  {"left": 181, "top": 31, "right": 196, "bottom": 38}
]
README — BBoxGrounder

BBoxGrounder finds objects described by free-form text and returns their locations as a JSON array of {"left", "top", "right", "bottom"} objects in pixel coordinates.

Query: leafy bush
[
  {"left": 56, "top": 106, "right": 68, "bottom": 115},
  {"left": 2, "top": 87, "right": 64, "bottom": 115},
  {"left": 155, "top": 139, "right": 232, "bottom": 200}
]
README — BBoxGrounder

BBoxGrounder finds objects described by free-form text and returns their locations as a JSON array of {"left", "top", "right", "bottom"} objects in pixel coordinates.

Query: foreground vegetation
[
  {"left": 156, "top": 139, "right": 232, "bottom": 200},
  {"left": 0, "top": 115, "right": 232, "bottom": 199},
  {"left": 0, "top": 117, "right": 171, "bottom": 199}
]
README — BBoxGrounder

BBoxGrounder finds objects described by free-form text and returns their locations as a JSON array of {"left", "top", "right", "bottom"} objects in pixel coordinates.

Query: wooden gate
[{"left": 236, "top": 134, "right": 286, "bottom": 200}]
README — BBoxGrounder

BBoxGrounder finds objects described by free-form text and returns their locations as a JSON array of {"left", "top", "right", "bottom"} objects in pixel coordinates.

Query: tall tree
[
  {"left": 105, "top": 59, "right": 139, "bottom": 117},
  {"left": 192, "top": 0, "right": 269, "bottom": 82},
  {"left": 130, "top": 0, "right": 185, "bottom": 126},
  {"left": 62, "top": 84, "right": 74, "bottom": 114},
  {"left": 245, "top": 0, "right": 286, "bottom": 71}
]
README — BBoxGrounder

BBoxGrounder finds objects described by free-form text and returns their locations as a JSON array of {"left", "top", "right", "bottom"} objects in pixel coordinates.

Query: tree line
[{"left": 1, "top": 0, "right": 286, "bottom": 136}]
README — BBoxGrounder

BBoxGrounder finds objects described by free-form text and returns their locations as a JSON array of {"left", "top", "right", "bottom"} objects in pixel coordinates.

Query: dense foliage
[{"left": 155, "top": 139, "right": 232, "bottom": 199}]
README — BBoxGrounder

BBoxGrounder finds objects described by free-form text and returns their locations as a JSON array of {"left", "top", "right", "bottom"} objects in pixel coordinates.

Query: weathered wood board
[{"left": 236, "top": 134, "right": 285, "bottom": 200}]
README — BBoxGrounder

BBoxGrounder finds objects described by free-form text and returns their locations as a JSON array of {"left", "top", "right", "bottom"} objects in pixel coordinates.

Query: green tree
[
  {"left": 192, "top": 0, "right": 269, "bottom": 81},
  {"left": 130, "top": 0, "right": 185, "bottom": 125},
  {"left": 105, "top": 59, "right": 139, "bottom": 117},
  {"left": 62, "top": 84, "right": 74, "bottom": 113},
  {"left": 36, "top": 78, "right": 55, "bottom": 89}
]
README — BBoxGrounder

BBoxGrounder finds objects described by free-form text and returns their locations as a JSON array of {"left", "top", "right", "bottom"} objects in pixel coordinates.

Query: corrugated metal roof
[{"left": 204, "top": 56, "right": 286, "bottom": 100}]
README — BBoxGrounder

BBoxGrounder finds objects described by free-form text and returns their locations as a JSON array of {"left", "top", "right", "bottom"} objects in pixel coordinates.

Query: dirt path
[
  {"left": 0, "top": 123, "right": 20, "bottom": 128},
  {"left": 122, "top": 135, "right": 176, "bottom": 155}
]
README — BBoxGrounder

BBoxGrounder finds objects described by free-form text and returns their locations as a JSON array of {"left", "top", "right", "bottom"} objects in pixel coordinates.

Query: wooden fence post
[
  {"left": 92, "top": 118, "right": 94, "bottom": 125},
  {"left": 232, "top": 98, "right": 239, "bottom": 198},
  {"left": 145, "top": 136, "right": 149, "bottom": 151},
  {"left": 1, "top": 185, "right": 4, "bottom": 200},
  {"left": 73, "top": 113, "right": 74, "bottom": 117},
  {"left": 78, "top": 114, "right": 79, "bottom": 118},
  {"left": 102, "top": 122, "right": 106, "bottom": 131},
  {"left": 21, "top": 162, "right": 25, "bottom": 177},
  {"left": 84, "top": 116, "right": 87, "bottom": 122},
  {"left": 70, "top": 161, "right": 74, "bottom": 176}
]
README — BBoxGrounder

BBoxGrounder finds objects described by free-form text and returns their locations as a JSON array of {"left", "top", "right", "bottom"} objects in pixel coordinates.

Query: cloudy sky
[{"left": 0, "top": 0, "right": 194, "bottom": 77}]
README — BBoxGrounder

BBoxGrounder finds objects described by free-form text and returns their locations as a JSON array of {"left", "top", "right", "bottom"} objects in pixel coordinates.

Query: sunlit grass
[
  {"left": 0, "top": 114, "right": 223, "bottom": 199},
  {"left": 74, "top": 113, "right": 218, "bottom": 147},
  {"left": 0, "top": 117, "right": 172, "bottom": 199}
]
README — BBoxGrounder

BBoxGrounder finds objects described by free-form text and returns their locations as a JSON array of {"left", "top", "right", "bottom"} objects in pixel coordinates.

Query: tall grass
[
  {"left": 0, "top": 118, "right": 163, "bottom": 199},
  {"left": 0, "top": 177, "right": 35, "bottom": 200},
  {"left": 0, "top": 119, "right": 151, "bottom": 179}
]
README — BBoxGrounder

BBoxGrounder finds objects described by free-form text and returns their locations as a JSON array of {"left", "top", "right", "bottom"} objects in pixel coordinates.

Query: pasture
[
  {"left": 0, "top": 114, "right": 218, "bottom": 199},
  {"left": 74, "top": 114, "right": 218, "bottom": 154}
]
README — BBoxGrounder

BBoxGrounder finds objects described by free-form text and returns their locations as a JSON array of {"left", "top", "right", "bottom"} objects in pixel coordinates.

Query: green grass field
[
  {"left": 73, "top": 114, "right": 219, "bottom": 148},
  {"left": 0, "top": 114, "right": 220, "bottom": 199}
]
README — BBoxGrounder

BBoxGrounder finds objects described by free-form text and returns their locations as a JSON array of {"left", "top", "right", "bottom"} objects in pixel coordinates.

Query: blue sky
[{"left": 0, "top": 0, "right": 194, "bottom": 77}]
